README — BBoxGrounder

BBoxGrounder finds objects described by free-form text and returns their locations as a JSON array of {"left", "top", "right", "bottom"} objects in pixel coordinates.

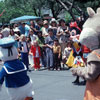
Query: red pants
[{"left": 33, "top": 57, "right": 40, "bottom": 69}]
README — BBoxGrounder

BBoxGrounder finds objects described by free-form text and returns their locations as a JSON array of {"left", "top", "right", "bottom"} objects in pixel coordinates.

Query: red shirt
[
  {"left": 30, "top": 45, "right": 41, "bottom": 57},
  {"left": 82, "top": 45, "right": 91, "bottom": 53}
]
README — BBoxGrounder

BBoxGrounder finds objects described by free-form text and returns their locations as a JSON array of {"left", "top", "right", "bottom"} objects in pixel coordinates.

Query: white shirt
[
  {"left": 35, "top": 47, "right": 39, "bottom": 57},
  {"left": 30, "top": 34, "right": 38, "bottom": 45},
  {"left": 21, "top": 42, "right": 28, "bottom": 53}
]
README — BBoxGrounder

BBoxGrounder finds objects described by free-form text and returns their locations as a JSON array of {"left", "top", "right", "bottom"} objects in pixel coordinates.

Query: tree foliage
[{"left": 0, "top": 0, "right": 100, "bottom": 23}]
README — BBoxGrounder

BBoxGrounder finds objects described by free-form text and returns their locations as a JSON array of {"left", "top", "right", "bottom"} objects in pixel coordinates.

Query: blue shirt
[
  {"left": 45, "top": 35, "right": 56, "bottom": 52},
  {"left": 19, "top": 25, "right": 25, "bottom": 34},
  {"left": 0, "top": 59, "right": 30, "bottom": 88}
]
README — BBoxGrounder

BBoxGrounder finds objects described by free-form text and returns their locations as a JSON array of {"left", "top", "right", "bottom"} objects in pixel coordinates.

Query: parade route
[{"left": 0, "top": 69, "right": 85, "bottom": 100}]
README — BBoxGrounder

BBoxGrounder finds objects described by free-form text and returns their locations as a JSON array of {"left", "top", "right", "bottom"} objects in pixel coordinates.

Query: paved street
[{"left": 0, "top": 69, "right": 85, "bottom": 100}]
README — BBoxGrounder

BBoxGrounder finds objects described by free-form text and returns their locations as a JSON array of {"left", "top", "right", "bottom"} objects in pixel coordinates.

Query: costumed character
[
  {"left": 66, "top": 29, "right": 84, "bottom": 68},
  {"left": 0, "top": 37, "right": 34, "bottom": 100},
  {"left": 71, "top": 7, "right": 100, "bottom": 100},
  {"left": 73, "top": 56, "right": 84, "bottom": 67},
  {"left": 66, "top": 27, "right": 85, "bottom": 84}
]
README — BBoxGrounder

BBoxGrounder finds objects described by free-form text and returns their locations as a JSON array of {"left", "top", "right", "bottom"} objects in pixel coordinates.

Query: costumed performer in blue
[{"left": 0, "top": 37, "right": 34, "bottom": 100}]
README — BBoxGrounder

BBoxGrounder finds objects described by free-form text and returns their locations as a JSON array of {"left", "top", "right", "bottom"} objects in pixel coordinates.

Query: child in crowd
[
  {"left": 30, "top": 40, "right": 41, "bottom": 71},
  {"left": 18, "top": 34, "right": 29, "bottom": 71},
  {"left": 62, "top": 41, "right": 72, "bottom": 69},
  {"left": 52, "top": 38, "right": 61, "bottom": 70}
]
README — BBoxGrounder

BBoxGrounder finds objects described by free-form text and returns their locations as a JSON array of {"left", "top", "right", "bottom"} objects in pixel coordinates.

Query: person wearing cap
[
  {"left": 49, "top": 18, "right": 58, "bottom": 36},
  {"left": 1, "top": 24, "right": 10, "bottom": 37},
  {"left": 13, "top": 27, "right": 21, "bottom": 36},
  {"left": 41, "top": 20, "right": 49, "bottom": 37}
]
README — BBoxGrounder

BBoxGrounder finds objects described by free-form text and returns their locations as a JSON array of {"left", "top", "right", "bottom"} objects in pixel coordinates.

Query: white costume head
[
  {"left": 0, "top": 37, "right": 18, "bottom": 62},
  {"left": 79, "top": 7, "right": 100, "bottom": 50}
]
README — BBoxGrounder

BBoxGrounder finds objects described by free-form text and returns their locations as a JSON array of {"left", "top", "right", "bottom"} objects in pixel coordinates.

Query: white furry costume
[
  {"left": 0, "top": 37, "right": 34, "bottom": 100},
  {"left": 71, "top": 7, "right": 100, "bottom": 100}
]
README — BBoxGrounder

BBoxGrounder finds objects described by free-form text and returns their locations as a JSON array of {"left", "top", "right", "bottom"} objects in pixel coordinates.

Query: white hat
[
  {"left": 1, "top": 28, "right": 10, "bottom": 37},
  {"left": 50, "top": 18, "right": 57, "bottom": 23},
  {"left": 43, "top": 20, "right": 48, "bottom": 25},
  {"left": 13, "top": 27, "right": 20, "bottom": 32}
]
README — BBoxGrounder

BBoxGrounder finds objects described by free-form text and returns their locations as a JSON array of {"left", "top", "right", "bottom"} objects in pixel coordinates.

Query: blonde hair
[
  {"left": 20, "top": 34, "right": 26, "bottom": 41},
  {"left": 33, "top": 40, "right": 38, "bottom": 45}
]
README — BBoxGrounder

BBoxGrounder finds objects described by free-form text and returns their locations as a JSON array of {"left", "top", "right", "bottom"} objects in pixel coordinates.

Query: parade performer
[
  {"left": 66, "top": 28, "right": 85, "bottom": 84},
  {"left": 0, "top": 37, "right": 34, "bottom": 100},
  {"left": 71, "top": 7, "right": 100, "bottom": 100}
]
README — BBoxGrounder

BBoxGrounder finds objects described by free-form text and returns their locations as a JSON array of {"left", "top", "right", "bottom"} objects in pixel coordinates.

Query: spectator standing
[
  {"left": 19, "top": 34, "right": 29, "bottom": 71},
  {"left": 52, "top": 39, "right": 61, "bottom": 70},
  {"left": 30, "top": 20, "right": 40, "bottom": 35},
  {"left": 18, "top": 23, "right": 25, "bottom": 35},
  {"left": 37, "top": 31, "right": 46, "bottom": 67},
  {"left": 29, "top": 29, "right": 38, "bottom": 45},
  {"left": 41, "top": 20, "right": 49, "bottom": 37},
  {"left": 45, "top": 28, "right": 56, "bottom": 70},
  {"left": 49, "top": 18, "right": 58, "bottom": 36},
  {"left": 30, "top": 40, "right": 41, "bottom": 71},
  {"left": 9, "top": 28, "right": 19, "bottom": 49},
  {"left": 57, "top": 19, "right": 69, "bottom": 55}
]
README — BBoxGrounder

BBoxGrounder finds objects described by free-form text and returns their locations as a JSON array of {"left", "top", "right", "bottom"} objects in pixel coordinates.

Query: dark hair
[
  {"left": 54, "top": 38, "right": 58, "bottom": 42},
  {"left": 66, "top": 41, "right": 72, "bottom": 47},
  {"left": 59, "top": 19, "right": 65, "bottom": 24},
  {"left": 37, "top": 31, "right": 42, "bottom": 34},
  {"left": 48, "top": 28, "right": 53, "bottom": 33}
]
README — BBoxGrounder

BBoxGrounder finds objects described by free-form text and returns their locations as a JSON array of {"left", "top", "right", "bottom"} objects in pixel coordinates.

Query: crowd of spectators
[{"left": 0, "top": 17, "right": 89, "bottom": 72}]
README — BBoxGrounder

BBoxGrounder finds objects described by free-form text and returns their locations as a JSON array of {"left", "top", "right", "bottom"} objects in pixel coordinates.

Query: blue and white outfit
[
  {"left": 19, "top": 41, "right": 29, "bottom": 70},
  {"left": 0, "top": 37, "right": 34, "bottom": 100}
]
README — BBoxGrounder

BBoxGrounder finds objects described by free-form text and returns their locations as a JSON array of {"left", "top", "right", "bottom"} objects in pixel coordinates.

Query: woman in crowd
[
  {"left": 37, "top": 31, "right": 46, "bottom": 67},
  {"left": 41, "top": 20, "right": 49, "bottom": 37},
  {"left": 49, "top": 18, "right": 58, "bottom": 36},
  {"left": 9, "top": 28, "right": 19, "bottom": 49},
  {"left": 45, "top": 28, "right": 56, "bottom": 70},
  {"left": 57, "top": 19, "right": 69, "bottom": 56}
]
